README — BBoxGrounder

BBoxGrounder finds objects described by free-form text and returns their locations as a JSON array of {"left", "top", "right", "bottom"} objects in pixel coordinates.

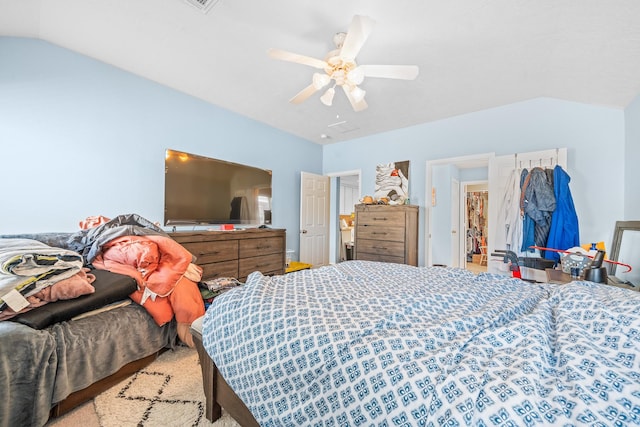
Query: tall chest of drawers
[
  {"left": 354, "top": 204, "right": 419, "bottom": 266},
  {"left": 170, "top": 228, "right": 285, "bottom": 282}
]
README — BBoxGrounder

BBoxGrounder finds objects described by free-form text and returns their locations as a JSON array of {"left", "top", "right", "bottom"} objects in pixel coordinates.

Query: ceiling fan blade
[
  {"left": 289, "top": 84, "right": 319, "bottom": 104},
  {"left": 267, "top": 48, "right": 328, "bottom": 69},
  {"left": 342, "top": 85, "right": 368, "bottom": 112},
  {"left": 339, "top": 15, "right": 375, "bottom": 60},
  {"left": 360, "top": 64, "right": 419, "bottom": 80}
]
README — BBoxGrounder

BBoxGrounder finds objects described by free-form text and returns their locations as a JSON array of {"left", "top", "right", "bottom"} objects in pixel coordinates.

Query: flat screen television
[{"left": 164, "top": 149, "right": 272, "bottom": 226}]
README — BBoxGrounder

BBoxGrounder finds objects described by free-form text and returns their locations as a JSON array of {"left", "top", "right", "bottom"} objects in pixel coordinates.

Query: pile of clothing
[
  {"left": 68, "top": 214, "right": 205, "bottom": 346},
  {"left": 511, "top": 165, "right": 579, "bottom": 261}
]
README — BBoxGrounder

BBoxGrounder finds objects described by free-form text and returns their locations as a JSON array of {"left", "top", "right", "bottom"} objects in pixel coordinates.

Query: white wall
[
  {"left": 0, "top": 37, "right": 322, "bottom": 256},
  {"left": 324, "top": 98, "right": 627, "bottom": 266}
]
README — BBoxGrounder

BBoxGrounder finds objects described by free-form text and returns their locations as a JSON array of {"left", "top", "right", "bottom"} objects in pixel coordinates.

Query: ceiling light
[
  {"left": 312, "top": 73, "right": 331, "bottom": 90},
  {"left": 268, "top": 15, "right": 419, "bottom": 112},
  {"left": 320, "top": 87, "right": 336, "bottom": 106},
  {"left": 351, "top": 86, "right": 366, "bottom": 103},
  {"left": 347, "top": 67, "right": 365, "bottom": 85}
]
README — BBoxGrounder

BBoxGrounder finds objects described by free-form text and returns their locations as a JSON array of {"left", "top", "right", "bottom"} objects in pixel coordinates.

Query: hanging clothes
[
  {"left": 544, "top": 165, "right": 580, "bottom": 261},
  {"left": 499, "top": 168, "right": 523, "bottom": 253},
  {"left": 520, "top": 167, "right": 556, "bottom": 253}
]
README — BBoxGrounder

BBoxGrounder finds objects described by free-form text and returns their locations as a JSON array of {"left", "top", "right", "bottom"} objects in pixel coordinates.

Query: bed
[
  {"left": 0, "top": 270, "right": 177, "bottom": 427},
  {"left": 198, "top": 260, "right": 640, "bottom": 426},
  {"left": 0, "top": 214, "right": 205, "bottom": 427}
]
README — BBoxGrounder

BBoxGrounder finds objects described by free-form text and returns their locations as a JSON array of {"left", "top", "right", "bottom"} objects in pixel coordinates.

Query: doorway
[
  {"left": 463, "top": 181, "right": 488, "bottom": 273},
  {"left": 329, "top": 170, "right": 361, "bottom": 264},
  {"left": 425, "top": 153, "right": 492, "bottom": 268}
]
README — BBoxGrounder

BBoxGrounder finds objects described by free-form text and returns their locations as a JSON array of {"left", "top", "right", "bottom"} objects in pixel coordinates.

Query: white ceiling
[{"left": 2, "top": 0, "right": 640, "bottom": 144}]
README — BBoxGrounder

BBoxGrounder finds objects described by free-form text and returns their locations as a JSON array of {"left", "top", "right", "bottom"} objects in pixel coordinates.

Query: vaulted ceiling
[{"left": 2, "top": 0, "right": 640, "bottom": 144}]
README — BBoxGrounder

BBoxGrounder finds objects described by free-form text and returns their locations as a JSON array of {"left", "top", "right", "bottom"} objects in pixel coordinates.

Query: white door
[
  {"left": 487, "top": 148, "right": 567, "bottom": 273},
  {"left": 300, "top": 172, "right": 330, "bottom": 267},
  {"left": 451, "top": 178, "right": 460, "bottom": 267}
]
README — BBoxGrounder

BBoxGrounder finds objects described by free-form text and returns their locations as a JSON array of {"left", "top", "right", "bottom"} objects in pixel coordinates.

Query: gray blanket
[
  {"left": 0, "top": 320, "right": 57, "bottom": 427},
  {"left": 0, "top": 303, "right": 177, "bottom": 427}
]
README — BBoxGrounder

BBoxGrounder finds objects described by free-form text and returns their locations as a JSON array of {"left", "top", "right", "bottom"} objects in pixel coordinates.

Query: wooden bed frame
[
  {"left": 49, "top": 351, "right": 163, "bottom": 418},
  {"left": 192, "top": 322, "right": 259, "bottom": 427}
]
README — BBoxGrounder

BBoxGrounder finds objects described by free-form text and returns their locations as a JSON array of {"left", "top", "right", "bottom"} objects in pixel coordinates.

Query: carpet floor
[{"left": 47, "top": 346, "right": 240, "bottom": 427}]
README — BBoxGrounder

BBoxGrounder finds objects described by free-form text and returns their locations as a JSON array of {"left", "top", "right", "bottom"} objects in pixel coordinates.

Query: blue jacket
[
  {"left": 545, "top": 165, "right": 580, "bottom": 260},
  {"left": 520, "top": 168, "right": 555, "bottom": 252}
]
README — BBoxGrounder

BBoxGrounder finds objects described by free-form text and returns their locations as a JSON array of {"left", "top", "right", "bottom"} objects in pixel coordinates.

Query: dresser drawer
[
  {"left": 356, "top": 210, "right": 406, "bottom": 227},
  {"left": 356, "top": 238, "right": 406, "bottom": 258},
  {"left": 200, "top": 260, "right": 239, "bottom": 281},
  {"left": 356, "top": 225, "right": 405, "bottom": 242},
  {"left": 182, "top": 240, "right": 238, "bottom": 264},
  {"left": 170, "top": 229, "right": 286, "bottom": 281},
  {"left": 239, "top": 237, "right": 284, "bottom": 258},
  {"left": 355, "top": 251, "right": 405, "bottom": 264},
  {"left": 239, "top": 253, "right": 284, "bottom": 279}
]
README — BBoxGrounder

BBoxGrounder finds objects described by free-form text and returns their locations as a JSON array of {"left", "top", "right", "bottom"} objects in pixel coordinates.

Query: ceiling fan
[{"left": 267, "top": 15, "right": 419, "bottom": 112}]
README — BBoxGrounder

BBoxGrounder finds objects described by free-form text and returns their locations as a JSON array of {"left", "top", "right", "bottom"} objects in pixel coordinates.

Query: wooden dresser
[
  {"left": 354, "top": 204, "right": 419, "bottom": 266},
  {"left": 170, "top": 228, "right": 285, "bottom": 281}
]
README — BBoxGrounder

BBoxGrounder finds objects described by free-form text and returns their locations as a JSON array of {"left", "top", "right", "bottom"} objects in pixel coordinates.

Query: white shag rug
[{"left": 95, "top": 346, "right": 241, "bottom": 427}]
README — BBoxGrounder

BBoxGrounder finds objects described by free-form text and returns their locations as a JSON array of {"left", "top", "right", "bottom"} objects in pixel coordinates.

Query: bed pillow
[{"left": 9, "top": 269, "right": 137, "bottom": 329}]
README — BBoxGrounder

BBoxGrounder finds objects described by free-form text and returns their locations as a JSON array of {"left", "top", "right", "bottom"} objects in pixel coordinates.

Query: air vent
[
  {"left": 183, "top": 0, "right": 219, "bottom": 13},
  {"left": 327, "top": 120, "right": 359, "bottom": 134}
]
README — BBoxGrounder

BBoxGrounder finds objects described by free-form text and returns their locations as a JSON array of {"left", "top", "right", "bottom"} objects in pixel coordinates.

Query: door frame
[
  {"left": 425, "top": 153, "right": 493, "bottom": 266},
  {"left": 328, "top": 169, "right": 361, "bottom": 265},
  {"left": 450, "top": 178, "right": 460, "bottom": 268}
]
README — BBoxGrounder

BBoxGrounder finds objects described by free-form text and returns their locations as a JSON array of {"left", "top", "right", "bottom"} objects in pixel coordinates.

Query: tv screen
[{"left": 164, "top": 149, "right": 272, "bottom": 226}]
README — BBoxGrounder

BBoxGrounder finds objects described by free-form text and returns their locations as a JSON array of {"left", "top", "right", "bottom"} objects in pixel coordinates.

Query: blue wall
[
  {"left": 324, "top": 98, "right": 628, "bottom": 265},
  {"left": 1, "top": 37, "right": 637, "bottom": 266},
  {"left": 0, "top": 37, "right": 321, "bottom": 255}
]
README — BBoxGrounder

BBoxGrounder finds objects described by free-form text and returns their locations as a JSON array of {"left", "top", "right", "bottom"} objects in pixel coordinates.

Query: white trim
[{"left": 327, "top": 169, "right": 361, "bottom": 177}]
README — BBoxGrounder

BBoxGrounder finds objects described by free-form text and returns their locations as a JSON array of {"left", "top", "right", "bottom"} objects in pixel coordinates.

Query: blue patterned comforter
[{"left": 202, "top": 261, "right": 640, "bottom": 426}]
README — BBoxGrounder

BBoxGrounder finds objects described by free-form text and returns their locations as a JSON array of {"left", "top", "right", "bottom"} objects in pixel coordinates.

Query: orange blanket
[{"left": 92, "top": 235, "right": 204, "bottom": 328}]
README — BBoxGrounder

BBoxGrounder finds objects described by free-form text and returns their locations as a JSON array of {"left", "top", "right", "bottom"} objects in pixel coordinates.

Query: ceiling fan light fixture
[
  {"left": 347, "top": 67, "right": 365, "bottom": 85},
  {"left": 351, "top": 86, "right": 366, "bottom": 103},
  {"left": 320, "top": 87, "right": 336, "bottom": 106},
  {"left": 268, "top": 15, "right": 419, "bottom": 112},
  {"left": 312, "top": 73, "right": 331, "bottom": 90}
]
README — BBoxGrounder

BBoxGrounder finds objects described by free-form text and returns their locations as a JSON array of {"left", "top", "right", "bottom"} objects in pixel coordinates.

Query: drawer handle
[
  {"left": 372, "top": 232, "right": 387, "bottom": 235},
  {"left": 255, "top": 245, "right": 271, "bottom": 250},
  {"left": 199, "top": 250, "right": 220, "bottom": 256},
  {"left": 373, "top": 247, "right": 388, "bottom": 250},
  {"left": 373, "top": 217, "right": 388, "bottom": 221}
]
